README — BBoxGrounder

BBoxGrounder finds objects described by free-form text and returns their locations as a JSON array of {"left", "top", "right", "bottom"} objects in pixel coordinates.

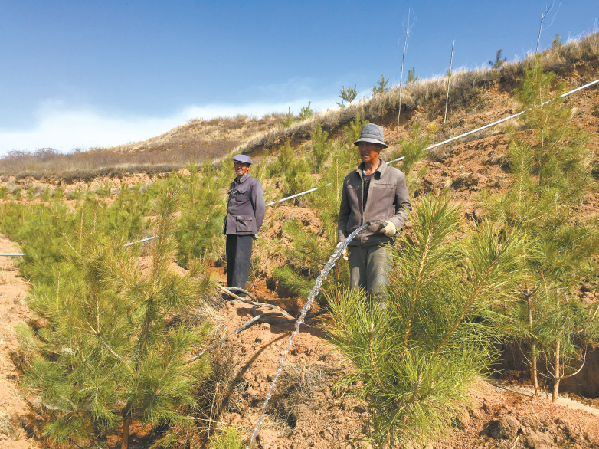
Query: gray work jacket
[
  {"left": 224, "top": 174, "right": 265, "bottom": 235},
  {"left": 338, "top": 160, "right": 411, "bottom": 247}
]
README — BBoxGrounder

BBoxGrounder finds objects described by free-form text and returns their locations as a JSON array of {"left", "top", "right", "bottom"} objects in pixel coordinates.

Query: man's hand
[
  {"left": 336, "top": 242, "right": 349, "bottom": 261},
  {"left": 382, "top": 221, "right": 397, "bottom": 237}
]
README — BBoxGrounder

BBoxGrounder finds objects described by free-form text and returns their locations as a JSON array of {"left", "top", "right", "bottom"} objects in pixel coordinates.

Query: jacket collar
[
  {"left": 355, "top": 160, "right": 387, "bottom": 178},
  {"left": 235, "top": 173, "right": 250, "bottom": 184}
]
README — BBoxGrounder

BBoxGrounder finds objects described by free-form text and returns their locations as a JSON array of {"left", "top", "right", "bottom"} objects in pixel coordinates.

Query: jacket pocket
[
  {"left": 371, "top": 183, "right": 395, "bottom": 202},
  {"left": 235, "top": 215, "right": 254, "bottom": 233},
  {"left": 229, "top": 184, "right": 251, "bottom": 203}
]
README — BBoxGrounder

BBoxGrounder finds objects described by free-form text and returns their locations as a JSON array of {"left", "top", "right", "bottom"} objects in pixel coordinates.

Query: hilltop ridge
[
  {"left": 1, "top": 32, "right": 598, "bottom": 183},
  {"left": 0, "top": 33, "right": 599, "bottom": 449}
]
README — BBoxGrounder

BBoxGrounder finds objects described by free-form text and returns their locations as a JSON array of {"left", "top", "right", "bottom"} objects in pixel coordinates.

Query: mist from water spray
[{"left": 247, "top": 222, "right": 369, "bottom": 447}]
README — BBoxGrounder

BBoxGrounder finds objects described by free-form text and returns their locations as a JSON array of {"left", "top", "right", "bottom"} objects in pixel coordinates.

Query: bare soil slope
[
  {"left": 1, "top": 38, "right": 599, "bottom": 448},
  {"left": 1, "top": 247, "right": 598, "bottom": 448},
  {"left": 0, "top": 236, "right": 39, "bottom": 449}
]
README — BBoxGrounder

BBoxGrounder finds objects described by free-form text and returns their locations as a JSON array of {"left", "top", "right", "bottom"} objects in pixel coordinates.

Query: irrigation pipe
[
  {"left": 425, "top": 77, "right": 599, "bottom": 152},
  {"left": 190, "top": 287, "right": 327, "bottom": 363},
  {"left": 219, "top": 286, "right": 296, "bottom": 320},
  {"left": 112, "top": 76, "right": 599, "bottom": 250},
  {"left": 4, "top": 75, "right": 599, "bottom": 256},
  {"left": 123, "top": 235, "right": 159, "bottom": 247},
  {"left": 220, "top": 286, "right": 327, "bottom": 324},
  {"left": 265, "top": 186, "right": 326, "bottom": 207}
]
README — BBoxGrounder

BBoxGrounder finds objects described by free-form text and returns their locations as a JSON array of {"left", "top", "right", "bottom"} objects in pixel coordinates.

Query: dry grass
[
  {"left": 267, "top": 363, "right": 332, "bottom": 429},
  {"left": 1, "top": 32, "right": 597, "bottom": 181},
  {"left": 191, "top": 342, "right": 250, "bottom": 439},
  {"left": 0, "top": 147, "right": 185, "bottom": 181},
  {"left": 0, "top": 410, "right": 12, "bottom": 437}
]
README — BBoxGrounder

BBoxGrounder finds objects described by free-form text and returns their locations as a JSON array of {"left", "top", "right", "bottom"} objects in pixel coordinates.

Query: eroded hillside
[{"left": 0, "top": 34, "right": 598, "bottom": 449}]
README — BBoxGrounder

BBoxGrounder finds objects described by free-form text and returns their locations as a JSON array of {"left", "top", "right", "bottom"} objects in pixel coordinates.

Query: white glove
[
  {"left": 336, "top": 242, "right": 349, "bottom": 261},
  {"left": 382, "top": 221, "right": 397, "bottom": 237}
]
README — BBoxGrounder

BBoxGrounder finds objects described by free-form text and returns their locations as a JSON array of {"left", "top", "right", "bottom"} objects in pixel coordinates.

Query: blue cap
[{"left": 233, "top": 154, "right": 252, "bottom": 165}]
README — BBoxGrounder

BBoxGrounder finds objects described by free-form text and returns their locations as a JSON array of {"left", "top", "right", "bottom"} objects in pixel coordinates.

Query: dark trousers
[{"left": 226, "top": 234, "right": 254, "bottom": 295}]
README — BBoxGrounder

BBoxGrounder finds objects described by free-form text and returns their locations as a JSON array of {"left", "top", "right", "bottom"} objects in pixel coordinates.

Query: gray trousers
[{"left": 348, "top": 245, "right": 391, "bottom": 297}]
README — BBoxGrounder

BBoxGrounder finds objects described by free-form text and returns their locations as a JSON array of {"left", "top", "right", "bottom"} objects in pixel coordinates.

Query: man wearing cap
[
  {"left": 338, "top": 123, "right": 411, "bottom": 298},
  {"left": 224, "top": 154, "right": 265, "bottom": 296}
]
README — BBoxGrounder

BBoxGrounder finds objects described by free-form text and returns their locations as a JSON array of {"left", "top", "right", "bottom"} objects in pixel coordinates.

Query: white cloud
[
  {"left": 0, "top": 98, "right": 338, "bottom": 157},
  {"left": 182, "top": 98, "right": 338, "bottom": 121},
  {"left": 0, "top": 103, "right": 182, "bottom": 156}
]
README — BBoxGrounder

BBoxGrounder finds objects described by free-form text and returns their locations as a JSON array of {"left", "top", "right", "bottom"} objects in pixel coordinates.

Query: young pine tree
[
  {"left": 328, "top": 194, "right": 527, "bottom": 447},
  {"left": 310, "top": 123, "right": 332, "bottom": 174},
  {"left": 372, "top": 74, "right": 389, "bottom": 95},
  {"left": 175, "top": 161, "right": 228, "bottom": 267},
  {"left": 269, "top": 137, "right": 313, "bottom": 198},
  {"left": 393, "top": 121, "right": 431, "bottom": 193},
  {"left": 22, "top": 186, "right": 212, "bottom": 448},
  {"left": 337, "top": 85, "right": 358, "bottom": 107},
  {"left": 488, "top": 55, "right": 599, "bottom": 400}
]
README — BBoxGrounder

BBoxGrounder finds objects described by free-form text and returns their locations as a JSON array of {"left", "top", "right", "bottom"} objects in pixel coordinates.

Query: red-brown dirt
[
  {"left": 2, "top": 235, "right": 599, "bottom": 448},
  {"left": 193, "top": 266, "right": 599, "bottom": 449},
  {"left": 1, "top": 54, "right": 599, "bottom": 448}
]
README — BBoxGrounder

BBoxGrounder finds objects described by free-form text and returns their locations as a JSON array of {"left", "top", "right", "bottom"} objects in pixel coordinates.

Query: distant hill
[{"left": 1, "top": 32, "right": 598, "bottom": 183}]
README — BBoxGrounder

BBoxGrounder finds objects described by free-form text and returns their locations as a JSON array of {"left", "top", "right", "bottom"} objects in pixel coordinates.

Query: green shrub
[
  {"left": 407, "top": 67, "right": 419, "bottom": 84},
  {"left": 175, "top": 161, "right": 228, "bottom": 266},
  {"left": 40, "top": 188, "right": 51, "bottom": 202},
  {"left": 271, "top": 218, "right": 331, "bottom": 298},
  {"left": 310, "top": 124, "right": 332, "bottom": 174},
  {"left": 299, "top": 102, "right": 314, "bottom": 120},
  {"left": 68, "top": 187, "right": 85, "bottom": 200},
  {"left": 489, "top": 49, "right": 506, "bottom": 69},
  {"left": 337, "top": 84, "right": 358, "bottom": 107},
  {"left": 393, "top": 122, "right": 431, "bottom": 193},
  {"left": 209, "top": 427, "right": 243, "bottom": 449},
  {"left": 266, "top": 138, "right": 312, "bottom": 198},
  {"left": 487, "top": 55, "right": 599, "bottom": 400},
  {"left": 52, "top": 186, "right": 64, "bottom": 200},
  {"left": 552, "top": 33, "right": 562, "bottom": 51},
  {"left": 95, "top": 180, "right": 112, "bottom": 197},
  {"left": 26, "top": 186, "right": 36, "bottom": 201},
  {"left": 372, "top": 74, "right": 389, "bottom": 95},
  {"left": 282, "top": 107, "right": 294, "bottom": 128}
]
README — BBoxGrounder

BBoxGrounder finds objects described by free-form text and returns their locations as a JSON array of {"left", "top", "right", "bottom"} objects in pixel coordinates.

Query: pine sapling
[
  {"left": 328, "top": 194, "right": 527, "bottom": 446},
  {"left": 487, "top": 55, "right": 599, "bottom": 401},
  {"left": 22, "top": 185, "right": 212, "bottom": 448}
]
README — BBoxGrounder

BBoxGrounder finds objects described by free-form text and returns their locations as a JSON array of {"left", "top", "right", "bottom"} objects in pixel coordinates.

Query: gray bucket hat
[
  {"left": 354, "top": 123, "right": 388, "bottom": 149},
  {"left": 233, "top": 154, "right": 252, "bottom": 165}
]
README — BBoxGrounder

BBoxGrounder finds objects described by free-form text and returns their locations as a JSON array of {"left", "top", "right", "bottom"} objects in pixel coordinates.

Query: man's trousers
[
  {"left": 348, "top": 245, "right": 391, "bottom": 298},
  {"left": 226, "top": 234, "right": 254, "bottom": 296}
]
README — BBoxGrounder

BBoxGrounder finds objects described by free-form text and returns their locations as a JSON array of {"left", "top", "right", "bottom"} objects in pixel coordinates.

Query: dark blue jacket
[{"left": 224, "top": 174, "right": 265, "bottom": 235}]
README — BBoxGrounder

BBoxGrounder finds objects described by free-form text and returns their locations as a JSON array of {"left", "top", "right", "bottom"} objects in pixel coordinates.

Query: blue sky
[{"left": 0, "top": 0, "right": 597, "bottom": 156}]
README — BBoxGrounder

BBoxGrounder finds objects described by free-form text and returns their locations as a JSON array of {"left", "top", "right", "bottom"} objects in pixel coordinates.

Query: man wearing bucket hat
[
  {"left": 224, "top": 154, "right": 265, "bottom": 296},
  {"left": 338, "top": 123, "right": 411, "bottom": 298}
]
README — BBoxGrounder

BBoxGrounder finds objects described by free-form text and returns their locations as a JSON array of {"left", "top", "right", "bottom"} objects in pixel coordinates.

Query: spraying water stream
[{"left": 247, "top": 222, "right": 370, "bottom": 447}]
